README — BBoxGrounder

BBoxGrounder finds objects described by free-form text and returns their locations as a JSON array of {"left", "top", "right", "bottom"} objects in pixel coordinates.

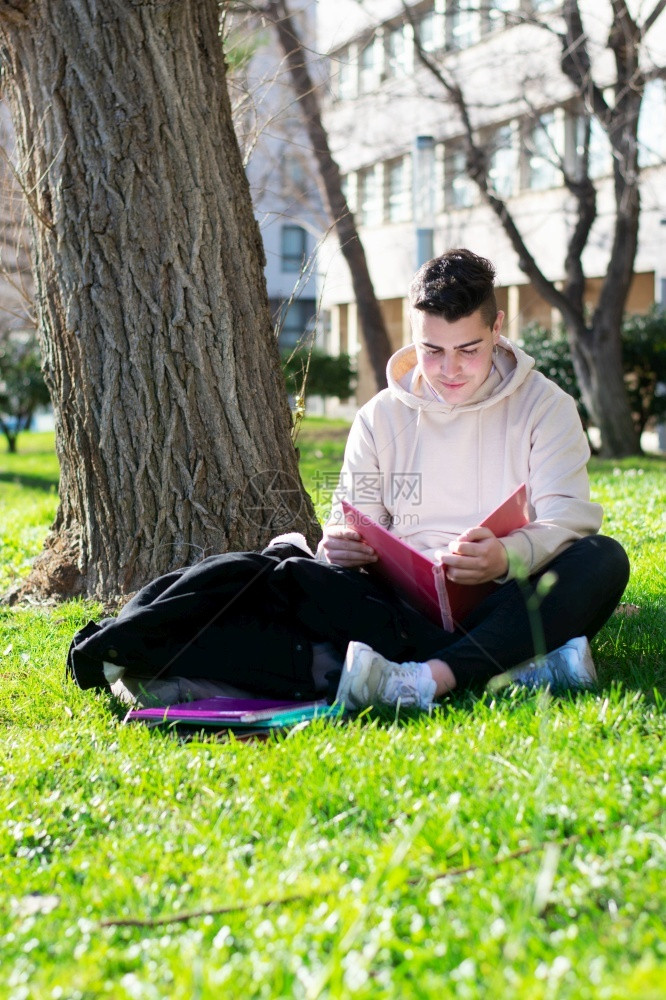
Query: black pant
[
  {"left": 410, "top": 534, "right": 630, "bottom": 688},
  {"left": 267, "top": 534, "right": 630, "bottom": 693},
  {"left": 68, "top": 536, "right": 629, "bottom": 699}
]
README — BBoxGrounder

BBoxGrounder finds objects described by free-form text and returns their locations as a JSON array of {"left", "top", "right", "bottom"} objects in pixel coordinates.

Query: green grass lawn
[{"left": 1, "top": 427, "right": 665, "bottom": 999}]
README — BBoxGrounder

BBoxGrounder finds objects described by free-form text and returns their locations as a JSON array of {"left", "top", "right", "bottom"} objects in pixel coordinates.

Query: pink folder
[{"left": 342, "top": 483, "right": 528, "bottom": 631}]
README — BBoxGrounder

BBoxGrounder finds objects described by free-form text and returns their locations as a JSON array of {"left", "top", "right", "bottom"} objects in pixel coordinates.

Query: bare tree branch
[
  {"left": 404, "top": 1, "right": 588, "bottom": 334},
  {"left": 560, "top": 0, "right": 611, "bottom": 126},
  {"left": 401, "top": 0, "right": 651, "bottom": 451},
  {"left": 641, "top": 0, "right": 666, "bottom": 35}
]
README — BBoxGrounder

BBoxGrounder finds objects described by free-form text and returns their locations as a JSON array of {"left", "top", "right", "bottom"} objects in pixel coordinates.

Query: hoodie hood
[
  {"left": 387, "top": 335, "right": 535, "bottom": 414},
  {"left": 327, "top": 332, "right": 600, "bottom": 580}
]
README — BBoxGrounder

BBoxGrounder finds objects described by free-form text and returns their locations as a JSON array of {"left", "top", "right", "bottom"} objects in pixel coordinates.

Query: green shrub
[
  {"left": 0, "top": 334, "right": 51, "bottom": 453},
  {"left": 621, "top": 308, "right": 666, "bottom": 436},
  {"left": 518, "top": 310, "right": 666, "bottom": 439},
  {"left": 516, "top": 324, "right": 590, "bottom": 430},
  {"left": 282, "top": 348, "right": 356, "bottom": 402}
]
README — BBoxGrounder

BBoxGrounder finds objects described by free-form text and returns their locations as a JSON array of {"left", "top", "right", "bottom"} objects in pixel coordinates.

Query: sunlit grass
[
  {"left": 0, "top": 433, "right": 59, "bottom": 593},
  {"left": 0, "top": 427, "right": 665, "bottom": 999}
]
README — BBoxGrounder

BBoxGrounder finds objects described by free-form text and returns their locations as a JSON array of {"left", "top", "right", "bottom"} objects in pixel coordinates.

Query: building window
[
  {"left": 448, "top": 1, "right": 480, "bottom": 50},
  {"left": 281, "top": 153, "right": 309, "bottom": 196},
  {"left": 359, "top": 37, "right": 379, "bottom": 94},
  {"left": 386, "top": 157, "right": 411, "bottom": 222},
  {"left": 531, "top": 0, "right": 560, "bottom": 11},
  {"left": 386, "top": 24, "right": 408, "bottom": 76},
  {"left": 418, "top": 11, "right": 438, "bottom": 52},
  {"left": 341, "top": 171, "right": 359, "bottom": 214},
  {"left": 336, "top": 47, "right": 357, "bottom": 100},
  {"left": 573, "top": 114, "right": 611, "bottom": 179},
  {"left": 275, "top": 298, "right": 317, "bottom": 350},
  {"left": 358, "top": 165, "right": 382, "bottom": 225},
  {"left": 486, "top": 0, "right": 519, "bottom": 33},
  {"left": 524, "top": 112, "right": 560, "bottom": 190},
  {"left": 488, "top": 124, "right": 518, "bottom": 198},
  {"left": 341, "top": 172, "right": 349, "bottom": 205},
  {"left": 638, "top": 79, "right": 666, "bottom": 168},
  {"left": 281, "top": 225, "right": 307, "bottom": 272},
  {"left": 445, "top": 145, "right": 476, "bottom": 208}
]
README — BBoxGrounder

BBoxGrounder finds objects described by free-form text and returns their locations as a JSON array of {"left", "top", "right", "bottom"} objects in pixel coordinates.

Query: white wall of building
[
  {"left": 315, "top": 0, "right": 666, "bottom": 345},
  {"left": 228, "top": 4, "right": 324, "bottom": 346}
]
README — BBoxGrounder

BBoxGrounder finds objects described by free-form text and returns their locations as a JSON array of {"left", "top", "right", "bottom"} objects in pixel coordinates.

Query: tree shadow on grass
[
  {"left": 595, "top": 602, "right": 666, "bottom": 702},
  {"left": 0, "top": 471, "right": 59, "bottom": 493}
]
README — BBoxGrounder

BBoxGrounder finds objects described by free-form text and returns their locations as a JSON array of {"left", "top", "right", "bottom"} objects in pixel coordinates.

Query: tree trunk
[
  {"left": 0, "top": 0, "right": 319, "bottom": 600},
  {"left": 1, "top": 427, "right": 18, "bottom": 453},
  {"left": 565, "top": 316, "right": 640, "bottom": 457},
  {"left": 268, "top": 0, "right": 393, "bottom": 391}
]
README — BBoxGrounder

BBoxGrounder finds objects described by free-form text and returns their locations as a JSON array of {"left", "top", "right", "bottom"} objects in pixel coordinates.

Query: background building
[
  {"left": 315, "top": 0, "right": 666, "bottom": 405},
  {"left": 227, "top": 5, "right": 325, "bottom": 354}
]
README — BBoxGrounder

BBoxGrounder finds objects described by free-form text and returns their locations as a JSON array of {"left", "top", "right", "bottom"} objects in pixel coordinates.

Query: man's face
[{"left": 411, "top": 308, "right": 504, "bottom": 405}]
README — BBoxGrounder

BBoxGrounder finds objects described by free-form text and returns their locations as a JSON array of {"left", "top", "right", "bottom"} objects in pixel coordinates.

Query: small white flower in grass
[
  {"left": 343, "top": 950, "right": 369, "bottom": 991},
  {"left": 489, "top": 917, "right": 507, "bottom": 938},
  {"left": 451, "top": 958, "right": 476, "bottom": 981},
  {"left": 551, "top": 955, "right": 572, "bottom": 978},
  {"left": 12, "top": 894, "right": 59, "bottom": 917},
  {"left": 212, "top": 925, "right": 232, "bottom": 949},
  {"left": 120, "top": 973, "right": 158, "bottom": 999},
  {"left": 322, "top": 910, "right": 339, "bottom": 933},
  {"left": 536, "top": 956, "right": 571, "bottom": 981}
]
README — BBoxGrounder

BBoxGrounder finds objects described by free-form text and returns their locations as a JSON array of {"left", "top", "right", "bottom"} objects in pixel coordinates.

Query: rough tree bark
[
  {"left": 265, "top": 0, "right": 393, "bottom": 392},
  {"left": 0, "top": 0, "right": 320, "bottom": 600}
]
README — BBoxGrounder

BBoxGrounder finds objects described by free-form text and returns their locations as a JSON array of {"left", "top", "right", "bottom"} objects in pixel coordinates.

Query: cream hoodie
[{"left": 326, "top": 337, "right": 602, "bottom": 580}]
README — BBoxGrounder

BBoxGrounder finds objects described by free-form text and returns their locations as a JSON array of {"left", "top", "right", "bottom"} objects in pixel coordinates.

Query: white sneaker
[
  {"left": 335, "top": 641, "right": 437, "bottom": 710},
  {"left": 486, "top": 637, "right": 597, "bottom": 695}
]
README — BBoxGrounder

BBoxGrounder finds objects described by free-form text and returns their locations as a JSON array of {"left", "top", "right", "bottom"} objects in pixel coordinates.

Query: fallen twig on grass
[
  {"left": 100, "top": 892, "right": 311, "bottom": 928},
  {"left": 99, "top": 807, "right": 663, "bottom": 930}
]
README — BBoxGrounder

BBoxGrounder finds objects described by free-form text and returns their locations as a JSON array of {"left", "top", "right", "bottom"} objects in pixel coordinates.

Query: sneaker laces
[
  {"left": 381, "top": 666, "right": 422, "bottom": 706},
  {"left": 381, "top": 661, "right": 437, "bottom": 708}
]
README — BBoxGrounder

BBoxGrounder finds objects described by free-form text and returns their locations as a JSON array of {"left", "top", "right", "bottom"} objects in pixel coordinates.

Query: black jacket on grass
[{"left": 66, "top": 541, "right": 445, "bottom": 700}]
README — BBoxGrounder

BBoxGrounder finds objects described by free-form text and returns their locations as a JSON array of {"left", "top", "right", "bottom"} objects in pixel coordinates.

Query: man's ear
[{"left": 492, "top": 310, "right": 505, "bottom": 343}]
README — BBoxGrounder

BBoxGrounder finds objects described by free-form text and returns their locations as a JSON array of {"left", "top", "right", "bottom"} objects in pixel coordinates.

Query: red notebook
[{"left": 342, "top": 483, "right": 528, "bottom": 631}]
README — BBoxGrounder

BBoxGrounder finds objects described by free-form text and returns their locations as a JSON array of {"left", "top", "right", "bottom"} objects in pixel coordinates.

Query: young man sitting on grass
[
  {"left": 320, "top": 248, "right": 630, "bottom": 710},
  {"left": 70, "top": 249, "right": 630, "bottom": 711}
]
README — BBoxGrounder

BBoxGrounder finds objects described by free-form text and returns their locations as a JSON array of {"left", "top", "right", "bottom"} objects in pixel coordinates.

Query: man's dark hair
[{"left": 409, "top": 248, "right": 498, "bottom": 327}]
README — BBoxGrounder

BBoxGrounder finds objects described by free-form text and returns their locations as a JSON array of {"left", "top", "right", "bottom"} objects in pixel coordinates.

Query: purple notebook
[{"left": 126, "top": 696, "right": 330, "bottom": 726}]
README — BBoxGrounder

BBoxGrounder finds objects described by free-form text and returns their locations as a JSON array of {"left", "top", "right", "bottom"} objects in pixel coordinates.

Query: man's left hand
[{"left": 436, "top": 527, "right": 508, "bottom": 585}]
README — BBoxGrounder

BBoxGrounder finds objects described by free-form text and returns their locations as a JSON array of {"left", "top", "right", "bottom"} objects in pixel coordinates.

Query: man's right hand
[{"left": 318, "top": 526, "right": 378, "bottom": 568}]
